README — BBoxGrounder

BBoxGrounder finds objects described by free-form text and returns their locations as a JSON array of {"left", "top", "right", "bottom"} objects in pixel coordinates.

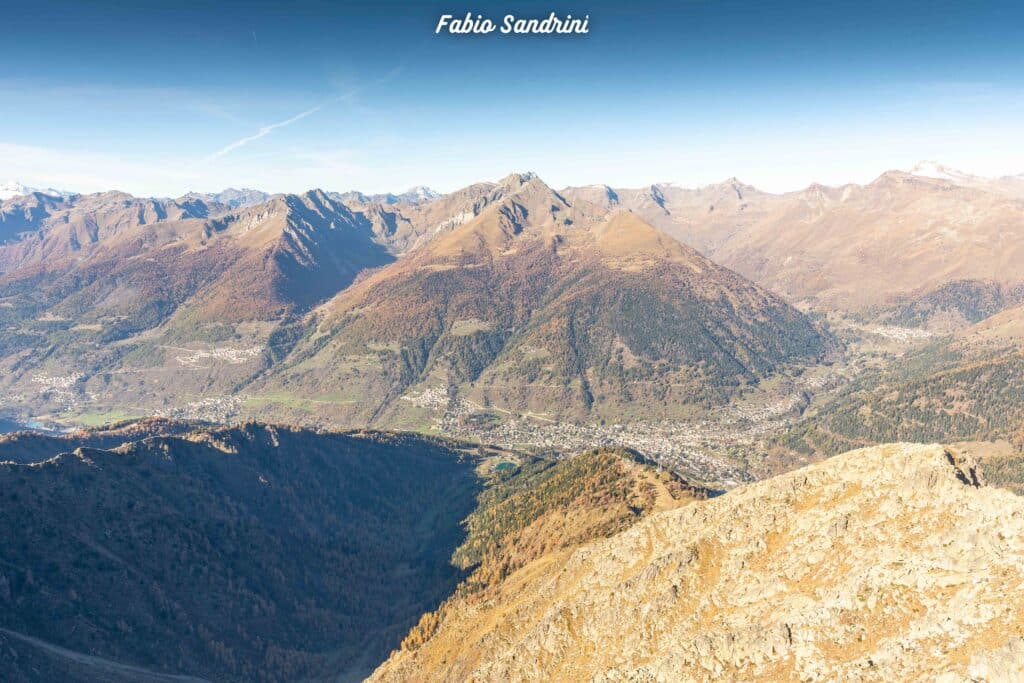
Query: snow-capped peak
[
  {"left": 0, "top": 180, "right": 74, "bottom": 201},
  {"left": 907, "top": 161, "right": 979, "bottom": 184},
  {"left": 405, "top": 185, "right": 440, "bottom": 201}
]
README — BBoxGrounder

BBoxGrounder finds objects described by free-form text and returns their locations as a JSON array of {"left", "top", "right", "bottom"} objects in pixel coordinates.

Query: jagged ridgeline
[
  {"left": 0, "top": 422, "right": 700, "bottom": 682},
  {"left": 0, "top": 181, "right": 513, "bottom": 422},
  {"left": 0, "top": 173, "right": 833, "bottom": 427}
]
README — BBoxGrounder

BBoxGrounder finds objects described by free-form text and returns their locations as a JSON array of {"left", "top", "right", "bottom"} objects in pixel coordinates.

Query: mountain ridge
[
  {"left": 251, "top": 174, "right": 831, "bottom": 428},
  {"left": 372, "top": 442, "right": 1024, "bottom": 682}
]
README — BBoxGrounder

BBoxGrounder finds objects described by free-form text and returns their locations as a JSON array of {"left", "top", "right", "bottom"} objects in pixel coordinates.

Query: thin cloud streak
[{"left": 201, "top": 104, "right": 324, "bottom": 164}]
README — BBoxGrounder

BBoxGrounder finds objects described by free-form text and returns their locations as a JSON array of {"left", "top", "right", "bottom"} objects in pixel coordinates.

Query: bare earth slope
[
  {"left": 565, "top": 170, "right": 1024, "bottom": 316},
  {"left": 372, "top": 443, "right": 1024, "bottom": 682}
]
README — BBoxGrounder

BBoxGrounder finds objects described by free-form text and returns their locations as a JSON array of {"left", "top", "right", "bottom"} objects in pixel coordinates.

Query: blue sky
[{"left": 2, "top": 0, "right": 1023, "bottom": 196}]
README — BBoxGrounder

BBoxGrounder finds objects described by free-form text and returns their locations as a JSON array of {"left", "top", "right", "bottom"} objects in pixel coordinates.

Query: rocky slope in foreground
[{"left": 372, "top": 443, "right": 1024, "bottom": 682}]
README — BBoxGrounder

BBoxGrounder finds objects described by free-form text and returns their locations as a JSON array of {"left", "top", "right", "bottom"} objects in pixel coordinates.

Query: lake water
[{"left": 0, "top": 418, "right": 26, "bottom": 434}]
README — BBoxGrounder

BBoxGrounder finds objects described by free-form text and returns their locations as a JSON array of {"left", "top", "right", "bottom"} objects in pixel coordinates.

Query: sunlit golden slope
[{"left": 373, "top": 443, "right": 1024, "bottom": 682}]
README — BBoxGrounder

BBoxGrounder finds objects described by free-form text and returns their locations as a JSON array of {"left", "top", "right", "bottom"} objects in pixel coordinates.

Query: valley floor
[{"left": 0, "top": 316, "right": 968, "bottom": 489}]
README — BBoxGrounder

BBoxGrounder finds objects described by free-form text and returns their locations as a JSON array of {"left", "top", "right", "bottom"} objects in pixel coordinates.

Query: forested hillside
[{"left": 0, "top": 424, "right": 482, "bottom": 682}]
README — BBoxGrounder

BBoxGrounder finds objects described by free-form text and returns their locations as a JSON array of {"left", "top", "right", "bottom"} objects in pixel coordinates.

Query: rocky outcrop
[{"left": 372, "top": 443, "right": 1024, "bottom": 682}]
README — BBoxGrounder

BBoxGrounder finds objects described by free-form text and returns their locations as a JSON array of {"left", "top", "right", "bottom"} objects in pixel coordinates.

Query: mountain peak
[
  {"left": 0, "top": 180, "right": 75, "bottom": 202},
  {"left": 301, "top": 187, "right": 332, "bottom": 203},
  {"left": 497, "top": 171, "right": 540, "bottom": 189},
  {"left": 594, "top": 210, "right": 706, "bottom": 267},
  {"left": 333, "top": 186, "right": 441, "bottom": 206},
  {"left": 907, "top": 160, "right": 978, "bottom": 183},
  {"left": 180, "top": 187, "right": 272, "bottom": 209},
  {"left": 403, "top": 185, "right": 440, "bottom": 201}
]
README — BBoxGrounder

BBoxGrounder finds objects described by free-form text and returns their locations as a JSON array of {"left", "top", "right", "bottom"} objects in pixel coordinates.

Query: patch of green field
[{"left": 68, "top": 409, "right": 146, "bottom": 428}]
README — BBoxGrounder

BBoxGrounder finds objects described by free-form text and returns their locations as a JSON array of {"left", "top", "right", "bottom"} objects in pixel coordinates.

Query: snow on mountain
[
  {"left": 404, "top": 186, "right": 441, "bottom": 202},
  {"left": 180, "top": 188, "right": 271, "bottom": 209},
  {"left": 906, "top": 161, "right": 981, "bottom": 184},
  {"left": 333, "top": 186, "right": 441, "bottom": 205},
  {"left": 0, "top": 181, "right": 75, "bottom": 201}
]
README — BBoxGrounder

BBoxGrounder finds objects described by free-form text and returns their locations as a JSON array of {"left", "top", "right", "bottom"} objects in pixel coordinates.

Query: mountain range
[
  {"left": 563, "top": 166, "right": 1024, "bottom": 317},
  {"left": 2, "top": 161, "right": 1024, "bottom": 681},
  {"left": 0, "top": 172, "right": 833, "bottom": 437},
  {"left": 256, "top": 173, "right": 830, "bottom": 427},
  {"left": 0, "top": 181, "right": 76, "bottom": 202},
  {"left": 0, "top": 163, "right": 1022, "bottom": 484}
]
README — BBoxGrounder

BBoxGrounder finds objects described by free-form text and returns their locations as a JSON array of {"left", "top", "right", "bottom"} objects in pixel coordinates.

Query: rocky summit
[{"left": 372, "top": 443, "right": 1024, "bottom": 682}]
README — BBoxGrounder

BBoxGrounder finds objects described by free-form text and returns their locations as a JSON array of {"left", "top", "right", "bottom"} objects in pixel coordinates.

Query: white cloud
[{"left": 0, "top": 141, "right": 196, "bottom": 196}]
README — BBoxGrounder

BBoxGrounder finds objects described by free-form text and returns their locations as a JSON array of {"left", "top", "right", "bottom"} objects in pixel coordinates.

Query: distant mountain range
[
  {"left": 0, "top": 162, "right": 1022, "bottom": 461},
  {"left": 179, "top": 187, "right": 273, "bottom": 209},
  {"left": 334, "top": 185, "right": 441, "bottom": 206},
  {"left": 563, "top": 165, "right": 1024, "bottom": 315},
  {"left": 0, "top": 182, "right": 442, "bottom": 210},
  {"left": 0, "top": 181, "right": 76, "bottom": 201},
  {"left": 15, "top": 159, "right": 1021, "bottom": 320},
  {"left": 258, "top": 173, "right": 830, "bottom": 427}
]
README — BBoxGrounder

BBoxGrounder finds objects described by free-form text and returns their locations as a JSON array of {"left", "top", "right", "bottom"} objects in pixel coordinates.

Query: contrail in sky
[{"left": 202, "top": 104, "right": 323, "bottom": 163}]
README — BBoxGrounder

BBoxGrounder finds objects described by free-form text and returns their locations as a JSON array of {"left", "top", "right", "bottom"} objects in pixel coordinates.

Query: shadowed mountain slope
[
  {"left": 0, "top": 418, "right": 200, "bottom": 464},
  {"left": 0, "top": 423, "right": 482, "bottom": 682}
]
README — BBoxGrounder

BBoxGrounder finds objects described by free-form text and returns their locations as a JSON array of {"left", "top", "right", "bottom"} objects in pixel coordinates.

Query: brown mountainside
[
  {"left": 373, "top": 443, "right": 1024, "bottom": 682},
  {"left": 564, "top": 168, "right": 1024, "bottom": 317},
  {"left": 253, "top": 174, "right": 831, "bottom": 427},
  {"left": 0, "top": 189, "right": 406, "bottom": 421}
]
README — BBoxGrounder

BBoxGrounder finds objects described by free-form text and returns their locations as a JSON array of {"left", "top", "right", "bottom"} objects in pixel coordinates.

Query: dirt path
[{"left": 0, "top": 627, "right": 210, "bottom": 682}]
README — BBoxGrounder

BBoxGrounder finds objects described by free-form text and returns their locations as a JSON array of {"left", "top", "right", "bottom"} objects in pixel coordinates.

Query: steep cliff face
[{"left": 373, "top": 443, "right": 1024, "bottom": 682}]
